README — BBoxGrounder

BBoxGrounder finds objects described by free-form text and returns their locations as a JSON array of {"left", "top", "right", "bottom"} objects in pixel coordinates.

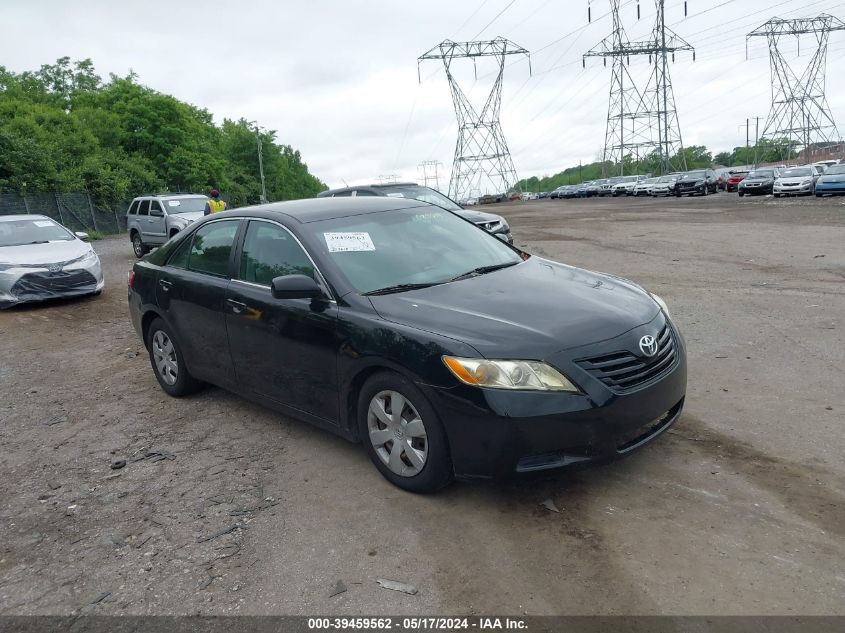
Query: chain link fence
[{"left": 0, "top": 193, "right": 132, "bottom": 235}]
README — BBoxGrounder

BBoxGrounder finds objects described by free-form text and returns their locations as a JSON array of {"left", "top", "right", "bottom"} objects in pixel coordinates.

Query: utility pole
[
  {"left": 748, "top": 15, "right": 845, "bottom": 164},
  {"left": 418, "top": 38, "right": 531, "bottom": 201},
  {"left": 585, "top": 1, "right": 694, "bottom": 176},
  {"left": 251, "top": 122, "right": 268, "bottom": 204}
]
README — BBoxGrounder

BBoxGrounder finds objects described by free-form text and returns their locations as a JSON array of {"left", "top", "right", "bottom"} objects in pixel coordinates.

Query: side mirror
[
  {"left": 270, "top": 274, "right": 322, "bottom": 300},
  {"left": 75, "top": 231, "right": 89, "bottom": 241},
  {"left": 150, "top": 208, "right": 164, "bottom": 217}
]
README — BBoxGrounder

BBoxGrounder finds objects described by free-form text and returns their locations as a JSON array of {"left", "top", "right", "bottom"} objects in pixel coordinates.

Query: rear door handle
[
  {"left": 226, "top": 298, "right": 247, "bottom": 314},
  {"left": 158, "top": 279, "right": 172, "bottom": 292}
]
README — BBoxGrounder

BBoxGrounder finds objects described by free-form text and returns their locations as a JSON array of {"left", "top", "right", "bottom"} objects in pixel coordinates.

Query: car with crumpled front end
[
  {"left": 127, "top": 197, "right": 686, "bottom": 492},
  {"left": 773, "top": 166, "right": 819, "bottom": 197},
  {"left": 0, "top": 215, "right": 103, "bottom": 309}
]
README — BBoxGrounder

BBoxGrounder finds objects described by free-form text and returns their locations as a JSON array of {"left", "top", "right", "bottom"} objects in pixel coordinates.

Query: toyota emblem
[
  {"left": 639, "top": 334, "right": 659, "bottom": 358},
  {"left": 48, "top": 263, "right": 62, "bottom": 274}
]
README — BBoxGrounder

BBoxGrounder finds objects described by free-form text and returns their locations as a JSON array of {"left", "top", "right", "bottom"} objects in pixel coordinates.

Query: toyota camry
[{"left": 127, "top": 198, "right": 687, "bottom": 492}]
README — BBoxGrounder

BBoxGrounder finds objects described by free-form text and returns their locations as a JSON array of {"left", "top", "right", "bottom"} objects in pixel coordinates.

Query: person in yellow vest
[{"left": 204, "top": 189, "right": 227, "bottom": 215}]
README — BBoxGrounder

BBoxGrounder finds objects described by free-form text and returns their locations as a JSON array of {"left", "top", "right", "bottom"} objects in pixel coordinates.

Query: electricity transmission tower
[
  {"left": 418, "top": 38, "right": 530, "bottom": 201},
  {"left": 747, "top": 14, "right": 845, "bottom": 161},
  {"left": 585, "top": 0, "right": 694, "bottom": 175},
  {"left": 418, "top": 160, "right": 443, "bottom": 191}
]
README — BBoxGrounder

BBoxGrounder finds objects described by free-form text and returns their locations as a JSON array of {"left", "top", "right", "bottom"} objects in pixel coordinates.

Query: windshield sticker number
[
  {"left": 324, "top": 232, "right": 376, "bottom": 253},
  {"left": 34, "top": 221, "right": 53, "bottom": 227},
  {"left": 385, "top": 192, "right": 405, "bottom": 198},
  {"left": 167, "top": 200, "right": 181, "bottom": 207}
]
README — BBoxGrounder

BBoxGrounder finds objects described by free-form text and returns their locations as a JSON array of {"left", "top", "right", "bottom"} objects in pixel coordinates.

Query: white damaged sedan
[{"left": 0, "top": 215, "right": 104, "bottom": 309}]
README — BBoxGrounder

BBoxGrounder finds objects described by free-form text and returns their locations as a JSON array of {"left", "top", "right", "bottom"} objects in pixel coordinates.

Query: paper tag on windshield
[
  {"left": 34, "top": 221, "right": 53, "bottom": 227},
  {"left": 385, "top": 192, "right": 405, "bottom": 198},
  {"left": 324, "top": 232, "right": 375, "bottom": 252},
  {"left": 167, "top": 200, "right": 181, "bottom": 207}
]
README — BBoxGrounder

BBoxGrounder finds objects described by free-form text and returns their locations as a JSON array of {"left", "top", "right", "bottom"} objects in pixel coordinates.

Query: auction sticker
[{"left": 324, "top": 232, "right": 376, "bottom": 252}]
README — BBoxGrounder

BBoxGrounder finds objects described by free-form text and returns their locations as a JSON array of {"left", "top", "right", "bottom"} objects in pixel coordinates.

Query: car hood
[
  {"left": 169, "top": 211, "right": 205, "bottom": 223},
  {"left": 0, "top": 240, "right": 91, "bottom": 266},
  {"left": 456, "top": 208, "right": 503, "bottom": 224},
  {"left": 743, "top": 176, "right": 773, "bottom": 183},
  {"left": 777, "top": 177, "right": 812, "bottom": 184},
  {"left": 678, "top": 176, "right": 704, "bottom": 183},
  {"left": 367, "top": 257, "right": 659, "bottom": 359}
]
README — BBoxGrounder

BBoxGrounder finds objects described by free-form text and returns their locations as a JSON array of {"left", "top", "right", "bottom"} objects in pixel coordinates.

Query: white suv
[{"left": 126, "top": 194, "right": 209, "bottom": 257}]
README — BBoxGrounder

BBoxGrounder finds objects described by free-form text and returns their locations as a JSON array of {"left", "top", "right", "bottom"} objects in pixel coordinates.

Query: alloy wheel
[
  {"left": 133, "top": 235, "right": 144, "bottom": 257},
  {"left": 152, "top": 330, "right": 178, "bottom": 385},
  {"left": 367, "top": 390, "right": 428, "bottom": 477}
]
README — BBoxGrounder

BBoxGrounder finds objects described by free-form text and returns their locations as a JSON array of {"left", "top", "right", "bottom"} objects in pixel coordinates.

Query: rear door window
[
  {"left": 187, "top": 220, "right": 240, "bottom": 277},
  {"left": 239, "top": 221, "right": 315, "bottom": 286},
  {"left": 138, "top": 200, "right": 150, "bottom": 216}
]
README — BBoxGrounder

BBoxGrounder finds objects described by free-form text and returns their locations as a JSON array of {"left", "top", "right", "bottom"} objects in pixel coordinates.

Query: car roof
[
  {"left": 135, "top": 193, "right": 208, "bottom": 200},
  {"left": 226, "top": 197, "right": 431, "bottom": 224},
  {"left": 0, "top": 214, "right": 52, "bottom": 222},
  {"left": 318, "top": 183, "right": 421, "bottom": 197}
]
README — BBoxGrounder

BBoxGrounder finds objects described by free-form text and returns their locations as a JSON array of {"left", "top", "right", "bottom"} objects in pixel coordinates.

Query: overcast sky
[{"left": 4, "top": 0, "right": 845, "bottom": 188}]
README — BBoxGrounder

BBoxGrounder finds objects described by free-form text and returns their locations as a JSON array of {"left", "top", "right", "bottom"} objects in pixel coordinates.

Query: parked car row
[{"left": 543, "top": 160, "right": 845, "bottom": 200}]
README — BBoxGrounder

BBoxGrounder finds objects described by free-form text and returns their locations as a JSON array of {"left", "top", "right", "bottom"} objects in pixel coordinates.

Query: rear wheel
[
  {"left": 146, "top": 318, "right": 203, "bottom": 397},
  {"left": 132, "top": 232, "right": 150, "bottom": 258},
  {"left": 358, "top": 372, "right": 453, "bottom": 493}
]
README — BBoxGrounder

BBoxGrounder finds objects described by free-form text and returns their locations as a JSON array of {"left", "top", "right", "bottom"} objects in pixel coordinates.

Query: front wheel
[
  {"left": 774, "top": 193, "right": 781, "bottom": 198},
  {"left": 146, "top": 318, "right": 203, "bottom": 397},
  {"left": 358, "top": 372, "right": 453, "bottom": 493},
  {"left": 132, "top": 233, "right": 150, "bottom": 258},
  {"left": 738, "top": 192, "right": 745, "bottom": 197}
]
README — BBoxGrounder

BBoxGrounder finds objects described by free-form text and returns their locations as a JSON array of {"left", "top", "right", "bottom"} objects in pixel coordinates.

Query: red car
[{"left": 726, "top": 171, "right": 749, "bottom": 193}]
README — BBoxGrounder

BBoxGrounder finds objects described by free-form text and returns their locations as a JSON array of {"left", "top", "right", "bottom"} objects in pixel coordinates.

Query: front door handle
[
  {"left": 226, "top": 298, "right": 247, "bottom": 314},
  {"left": 158, "top": 279, "right": 172, "bottom": 292}
]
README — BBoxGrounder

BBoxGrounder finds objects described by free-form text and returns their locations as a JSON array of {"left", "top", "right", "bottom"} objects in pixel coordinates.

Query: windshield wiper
[
  {"left": 27, "top": 240, "right": 51, "bottom": 245},
  {"left": 447, "top": 261, "right": 518, "bottom": 283},
  {"left": 363, "top": 282, "right": 441, "bottom": 296}
]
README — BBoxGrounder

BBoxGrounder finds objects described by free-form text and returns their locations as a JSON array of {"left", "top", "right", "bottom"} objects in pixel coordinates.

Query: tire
[
  {"left": 145, "top": 317, "right": 203, "bottom": 397},
  {"left": 816, "top": 193, "right": 822, "bottom": 197},
  {"left": 738, "top": 192, "right": 744, "bottom": 197},
  {"left": 774, "top": 194, "right": 781, "bottom": 198},
  {"left": 358, "top": 371, "right": 453, "bottom": 493},
  {"left": 132, "top": 232, "right": 150, "bottom": 258}
]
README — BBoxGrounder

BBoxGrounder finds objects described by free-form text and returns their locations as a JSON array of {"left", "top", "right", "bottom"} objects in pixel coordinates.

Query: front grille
[
  {"left": 575, "top": 323, "right": 677, "bottom": 393},
  {"left": 11, "top": 270, "right": 98, "bottom": 297}
]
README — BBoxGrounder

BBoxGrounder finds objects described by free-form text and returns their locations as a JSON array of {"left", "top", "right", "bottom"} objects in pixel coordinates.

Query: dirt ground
[{"left": 1, "top": 192, "right": 843, "bottom": 616}]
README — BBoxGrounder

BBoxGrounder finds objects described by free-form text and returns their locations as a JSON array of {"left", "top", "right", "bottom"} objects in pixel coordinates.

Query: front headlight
[
  {"left": 499, "top": 219, "right": 509, "bottom": 231},
  {"left": 442, "top": 356, "right": 579, "bottom": 392},
  {"left": 649, "top": 292, "right": 671, "bottom": 319},
  {"left": 80, "top": 249, "right": 99, "bottom": 264}
]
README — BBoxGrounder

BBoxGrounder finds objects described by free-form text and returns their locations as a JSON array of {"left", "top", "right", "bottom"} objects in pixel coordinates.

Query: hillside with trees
[{"left": 0, "top": 57, "right": 325, "bottom": 207}]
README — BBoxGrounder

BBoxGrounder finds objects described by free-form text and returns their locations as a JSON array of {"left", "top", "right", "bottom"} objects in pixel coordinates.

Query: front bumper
[
  {"left": 676, "top": 184, "right": 704, "bottom": 195},
  {"left": 0, "top": 260, "right": 104, "bottom": 309},
  {"left": 815, "top": 182, "right": 845, "bottom": 195},
  {"left": 774, "top": 182, "right": 813, "bottom": 195},
  {"left": 429, "top": 315, "right": 688, "bottom": 479},
  {"left": 739, "top": 183, "right": 773, "bottom": 195}
]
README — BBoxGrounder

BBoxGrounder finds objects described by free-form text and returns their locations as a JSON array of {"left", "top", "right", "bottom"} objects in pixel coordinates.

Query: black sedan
[
  {"left": 128, "top": 198, "right": 687, "bottom": 492},
  {"left": 738, "top": 169, "right": 778, "bottom": 196}
]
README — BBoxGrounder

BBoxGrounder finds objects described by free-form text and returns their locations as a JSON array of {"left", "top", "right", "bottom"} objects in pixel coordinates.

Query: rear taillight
[{"left": 127, "top": 270, "right": 136, "bottom": 289}]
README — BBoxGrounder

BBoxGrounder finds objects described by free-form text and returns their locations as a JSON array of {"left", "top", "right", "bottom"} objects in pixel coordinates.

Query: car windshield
[
  {"left": 307, "top": 206, "right": 522, "bottom": 295},
  {"left": 657, "top": 176, "right": 676, "bottom": 183},
  {"left": 823, "top": 164, "right": 845, "bottom": 175},
  {"left": 0, "top": 218, "right": 74, "bottom": 247},
  {"left": 684, "top": 171, "right": 706, "bottom": 178},
  {"left": 376, "top": 185, "right": 462, "bottom": 212},
  {"left": 780, "top": 168, "right": 814, "bottom": 178},
  {"left": 164, "top": 197, "right": 209, "bottom": 214},
  {"left": 749, "top": 170, "right": 775, "bottom": 178},
  {"left": 730, "top": 172, "right": 749, "bottom": 178},
  {"left": 643, "top": 178, "right": 658, "bottom": 184}
]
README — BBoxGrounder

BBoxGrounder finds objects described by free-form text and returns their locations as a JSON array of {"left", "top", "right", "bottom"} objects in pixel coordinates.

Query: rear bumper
[{"left": 429, "top": 319, "right": 688, "bottom": 479}]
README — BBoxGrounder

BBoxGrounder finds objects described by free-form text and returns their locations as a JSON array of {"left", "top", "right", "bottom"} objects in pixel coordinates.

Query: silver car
[
  {"left": 0, "top": 215, "right": 104, "bottom": 309},
  {"left": 126, "top": 194, "right": 210, "bottom": 258}
]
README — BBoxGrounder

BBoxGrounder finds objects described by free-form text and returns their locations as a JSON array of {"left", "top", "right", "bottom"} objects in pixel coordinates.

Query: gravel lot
[{"left": 1, "top": 193, "right": 843, "bottom": 616}]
